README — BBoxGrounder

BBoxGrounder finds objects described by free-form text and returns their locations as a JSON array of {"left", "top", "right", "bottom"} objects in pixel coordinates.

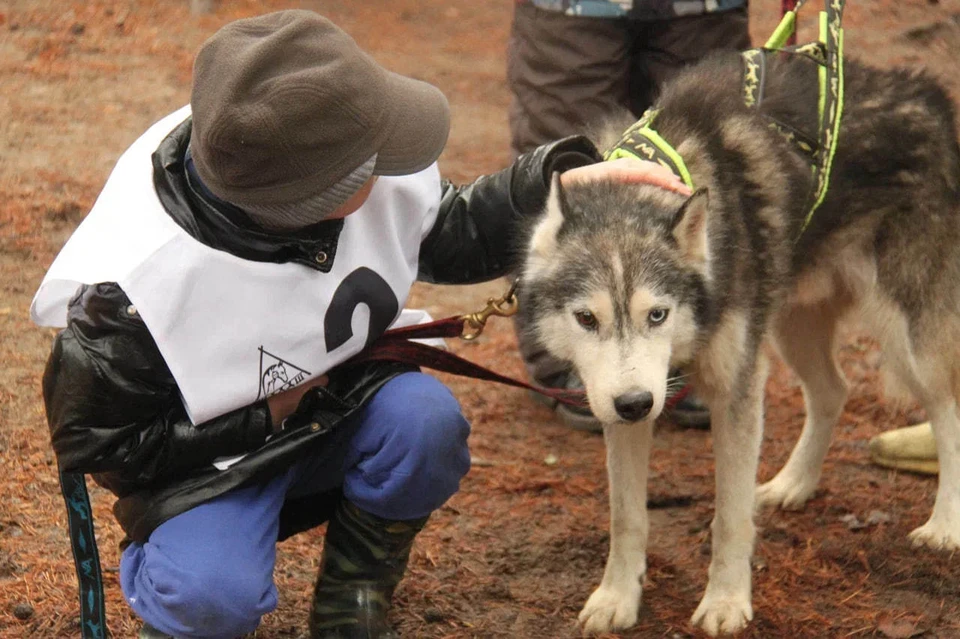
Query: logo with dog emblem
[{"left": 256, "top": 347, "right": 311, "bottom": 399}]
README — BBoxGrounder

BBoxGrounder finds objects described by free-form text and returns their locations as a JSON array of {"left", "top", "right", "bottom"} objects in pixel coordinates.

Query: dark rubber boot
[
  {"left": 666, "top": 390, "right": 711, "bottom": 429},
  {"left": 138, "top": 624, "right": 173, "bottom": 639},
  {"left": 308, "top": 500, "right": 428, "bottom": 639}
]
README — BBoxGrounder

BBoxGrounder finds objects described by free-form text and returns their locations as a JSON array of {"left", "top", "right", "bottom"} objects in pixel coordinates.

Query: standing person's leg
[
  {"left": 507, "top": 3, "right": 634, "bottom": 157},
  {"left": 630, "top": 7, "right": 751, "bottom": 114},
  {"left": 508, "top": 4, "right": 634, "bottom": 432}
]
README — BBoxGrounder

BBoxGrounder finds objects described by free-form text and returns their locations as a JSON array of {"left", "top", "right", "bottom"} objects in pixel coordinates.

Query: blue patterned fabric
[
  {"left": 524, "top": 0, "right": 747, "bottom": 20},
  {"left": 59, "top": 470, "right": 107, "bottom": 639}
]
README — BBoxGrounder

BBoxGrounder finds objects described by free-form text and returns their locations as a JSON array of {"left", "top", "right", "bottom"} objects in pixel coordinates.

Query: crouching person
[{"left": 32, "top": 10, "right": 606, "bottom": 638}]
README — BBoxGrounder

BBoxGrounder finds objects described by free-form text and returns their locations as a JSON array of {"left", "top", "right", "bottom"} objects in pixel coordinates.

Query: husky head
[{"left": 519, "top": 173, "right": 711, "bottom": 425}]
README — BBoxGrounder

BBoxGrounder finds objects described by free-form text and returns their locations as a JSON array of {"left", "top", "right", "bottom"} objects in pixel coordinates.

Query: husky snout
[
  {"left": 613, "top": 389, "right": 654, "bottom": 421},
  {"left": 580, "top": 362, "right": 669, "bottom": 425}
]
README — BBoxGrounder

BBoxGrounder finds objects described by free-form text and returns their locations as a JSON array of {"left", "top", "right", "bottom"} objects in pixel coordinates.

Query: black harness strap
[
  {"left": 743, "top": 47, "right": 820, "bottom": 160},
  {"left": 741, "top": 0, "right": 846, "bottom": 234}
]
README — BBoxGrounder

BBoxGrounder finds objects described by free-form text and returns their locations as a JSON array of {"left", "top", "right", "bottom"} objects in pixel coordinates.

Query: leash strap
[
  {"left": 352, "top": 316, "right": 590, "bottom": 408},
  {"left": 354, "top": 335, "right": 592, "bottom": 408},
  {"left": 59, "top": 469, "right": 108, "bottom": 639},
  {"left": 350, "top": 315, "right": 692, "bottom": 411}
]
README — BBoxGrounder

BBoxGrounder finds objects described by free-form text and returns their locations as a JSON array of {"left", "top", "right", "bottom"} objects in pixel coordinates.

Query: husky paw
[
  {"left": 578, "top": 583, "right": 641, "bottom": 636},
  {"left": 691, "top": 591, "right": 753, "bottom": 637},
  {"left": 755, "top": 473, "right": 816, "bottom": 511},
  {"left": 909, "top": 520, "right": 960, "bottom": 551}
]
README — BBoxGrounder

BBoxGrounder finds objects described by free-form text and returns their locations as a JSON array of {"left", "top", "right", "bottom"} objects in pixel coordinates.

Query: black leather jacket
[{"left": 42, "top": 117, "right": 599, "bottom": 542}]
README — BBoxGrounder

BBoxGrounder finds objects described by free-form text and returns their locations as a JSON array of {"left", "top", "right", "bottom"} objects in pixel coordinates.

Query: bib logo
[{"left": 256, "top": 347, "right": 311, "bottom": 399}]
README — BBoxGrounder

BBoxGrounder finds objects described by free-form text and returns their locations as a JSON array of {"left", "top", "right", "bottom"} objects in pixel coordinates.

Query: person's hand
[
  {"left": 267, "top": 375, "right": 329, "bottom": 430},
  {"left": 560, "top": 157, "right": 692, "bottom": 196}
]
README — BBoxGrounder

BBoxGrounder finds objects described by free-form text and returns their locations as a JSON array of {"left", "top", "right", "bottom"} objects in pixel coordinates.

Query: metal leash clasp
[{"left": 460, "top": 280, "right": 519, "bottom": 340}]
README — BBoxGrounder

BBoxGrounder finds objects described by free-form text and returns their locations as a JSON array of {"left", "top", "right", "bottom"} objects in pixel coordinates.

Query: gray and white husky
[{"left": 517, "top": 50, "right": 960, "bottom": 636}]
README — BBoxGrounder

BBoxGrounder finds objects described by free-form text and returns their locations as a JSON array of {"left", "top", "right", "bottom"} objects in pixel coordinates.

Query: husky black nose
[{"left": 614, "top": 391, "right": 654, "bottom": 421}]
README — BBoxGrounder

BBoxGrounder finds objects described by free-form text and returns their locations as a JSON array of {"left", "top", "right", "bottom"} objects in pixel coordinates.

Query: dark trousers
[{"left": 507, "top": 3, "right": 751, "bottom": 156}]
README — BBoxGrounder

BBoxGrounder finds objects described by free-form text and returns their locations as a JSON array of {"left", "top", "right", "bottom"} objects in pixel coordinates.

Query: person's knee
[
  {"left": 124, "top": 546, "right": 275, "bottom": 638},
  {"left": 347, "top": 374, "right": 471, "bottom": 518},
  {"left": 173, "top": 573, "right": 267, "bottom": 638},
  {"left": 376, "top": 374, "right": 470, "bottom": 468},
  {"left": 408, "top": 376, "right": 469, "bottom": 447},
  {"left": 396, "top": 373, "right": 469, "bottom": 446}
]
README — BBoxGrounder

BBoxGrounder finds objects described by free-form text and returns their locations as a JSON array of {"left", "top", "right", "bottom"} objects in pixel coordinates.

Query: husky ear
[
  {"left": 671, "top": 188, "right": 709, "bottom": 262},
  {"left": 529, "top": 172, "right": 567, "bottom": 258}
]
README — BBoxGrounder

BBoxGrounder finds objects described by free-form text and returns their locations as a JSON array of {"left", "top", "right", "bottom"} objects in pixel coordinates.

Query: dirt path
[{"left": 2, "top": 1, "right": 959, "bottom": 637}]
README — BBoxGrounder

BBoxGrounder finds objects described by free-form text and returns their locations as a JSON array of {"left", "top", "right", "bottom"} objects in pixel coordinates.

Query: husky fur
[{"left": 517, "top": 50, "right": 960, "bottom": 636}]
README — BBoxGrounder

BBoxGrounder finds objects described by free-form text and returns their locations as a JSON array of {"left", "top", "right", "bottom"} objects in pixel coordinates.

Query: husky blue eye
[
  {"left": 648, "top": 308, "right": 669, "bottom": 325},
  {"left": 574, "top": 310, "right": 599, "bottom": 330}
]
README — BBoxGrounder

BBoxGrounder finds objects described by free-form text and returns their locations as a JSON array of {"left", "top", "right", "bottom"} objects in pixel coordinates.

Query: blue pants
[{"left": 120, "top": 373, "right": 470, "bottom": 639}]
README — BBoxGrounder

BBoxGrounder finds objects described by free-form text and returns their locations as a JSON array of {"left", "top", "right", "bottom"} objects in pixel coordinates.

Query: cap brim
[{"left": 373, "top": 72, "right": 451, "bottom": 176}]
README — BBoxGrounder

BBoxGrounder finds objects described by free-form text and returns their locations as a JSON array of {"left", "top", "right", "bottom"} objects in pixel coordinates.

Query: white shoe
[{"left": 869, "top": 422, "right": 938, "bottom": 475}]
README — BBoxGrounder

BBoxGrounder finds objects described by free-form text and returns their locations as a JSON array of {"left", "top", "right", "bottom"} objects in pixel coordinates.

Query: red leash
[
  {"left": 352, "top": 316, "right": 591, "bottom": 408},
  {"left": 350, "top": 286, "right": 691, "bottom": 412}
]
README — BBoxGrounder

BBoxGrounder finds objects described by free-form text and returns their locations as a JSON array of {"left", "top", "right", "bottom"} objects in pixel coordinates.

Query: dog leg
[
  {"left": 757, "top": 303, "right": 848, "bottom": 510},
  {"left": 578, "top": 421, "right": 653, "bottom": 635},
  {"left": 908, "top": 400, "right": 960, "bottom": 550},
  {"left": 692, "top": 361, "right": 765, "bottom": 637}
]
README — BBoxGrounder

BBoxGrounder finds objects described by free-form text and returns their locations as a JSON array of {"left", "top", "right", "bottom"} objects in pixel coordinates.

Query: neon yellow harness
[{"left": 604, "top": 0, "right": 846, "bottom": 234}]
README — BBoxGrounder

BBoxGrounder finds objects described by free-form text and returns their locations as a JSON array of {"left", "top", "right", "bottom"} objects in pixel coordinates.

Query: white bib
[{"left": 32, "top": 106, "right": 443, "bottom": 424}]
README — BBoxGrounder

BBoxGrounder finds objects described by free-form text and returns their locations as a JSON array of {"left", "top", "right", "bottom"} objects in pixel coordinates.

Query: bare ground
[{"left": 2, "top": 1, "right": 960, "bottom": 637}]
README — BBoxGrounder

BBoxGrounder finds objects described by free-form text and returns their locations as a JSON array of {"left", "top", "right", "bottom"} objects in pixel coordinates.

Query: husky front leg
[
  {"left": 692, "top": 360, "right": 765, "bottom": 637},
  {"left": 579, "top": 420, "right": 653, "bottom": 635}
]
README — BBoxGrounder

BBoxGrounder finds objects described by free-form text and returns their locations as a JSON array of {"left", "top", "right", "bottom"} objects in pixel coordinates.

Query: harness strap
[
  {"left": 603, "top": 0, "right": 845, "bottom": 240},
  {"left": 807, "top": 0, "right": 845, "bottom": 229},
  {"left": 742, "top": 47, "right": 820, "bottom": 160},
  {"left": 742, "top": 0, "right": 845, "bottom": 233},
  {"left": 603, "top": 109, "right": 695, "bottom": 190},
  {"left": 59, "top": 469, "right": 107, "bottom": 639}
]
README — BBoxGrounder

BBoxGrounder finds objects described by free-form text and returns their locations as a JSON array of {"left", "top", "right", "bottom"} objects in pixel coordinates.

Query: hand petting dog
[{"left": 561, "top": 157, "right": 693, "bottom": 196}]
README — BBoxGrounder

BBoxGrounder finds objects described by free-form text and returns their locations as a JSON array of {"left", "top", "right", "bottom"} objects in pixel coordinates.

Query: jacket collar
[{"left": 152, "top": 116, "right": 343, "bottom": 272}]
